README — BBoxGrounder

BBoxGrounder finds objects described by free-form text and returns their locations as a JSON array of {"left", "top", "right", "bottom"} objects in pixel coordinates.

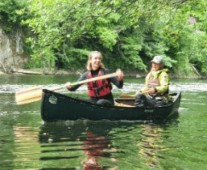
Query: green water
[{"left": 0, "top": 74, "right": 207, "bottom": 170}]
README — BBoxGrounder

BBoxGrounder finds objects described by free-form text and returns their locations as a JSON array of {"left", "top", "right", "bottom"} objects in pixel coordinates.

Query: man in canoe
[
  {"left": 66, "top": 51, "right": 124, "bottom": 106},
  {"left": 135, "top": 55, "right": 170, "bottom": 107}
]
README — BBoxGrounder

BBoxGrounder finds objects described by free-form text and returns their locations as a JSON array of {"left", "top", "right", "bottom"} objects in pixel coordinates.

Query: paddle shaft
[
  {"left": 51, "top": 72, "right": 117, "bottom": 91},
  {"left": 15, "top": 72, "right": 117, "bottom": 105},
  {"left": 119, "top": 89, "right": 149, "bottom": 99}
]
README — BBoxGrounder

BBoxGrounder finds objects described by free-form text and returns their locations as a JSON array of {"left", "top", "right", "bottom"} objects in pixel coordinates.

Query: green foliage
[
  {"left": 159, "top": 0, "right": 207, "bottom": 75},
  {"left": 96, "top": 27, "right": 118, "bottom": 50},
  {"left": 0, "top": 0, "right": 27, "bottom": 32},
  {"left": 3, "top": 0, "right": 207, "bottom": 76},
  {"left": 63, "top": 48, "right": 89, "bottom": 70}
]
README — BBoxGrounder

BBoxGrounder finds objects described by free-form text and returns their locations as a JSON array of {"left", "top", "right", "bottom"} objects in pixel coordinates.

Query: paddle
[
  {"left": 15, "top": 72, "right": 117, "bottom": 105},
  {"left": 119, "top": 89, "right": 149, "bottom": 99},
  {"left": 119, "top": 94, "right": 136, "bottom": 98}
]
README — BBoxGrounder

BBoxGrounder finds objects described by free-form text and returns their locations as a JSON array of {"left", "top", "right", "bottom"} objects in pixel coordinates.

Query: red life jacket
[{"left": 87, "top": 70, "right": 112, "bottom": 97}]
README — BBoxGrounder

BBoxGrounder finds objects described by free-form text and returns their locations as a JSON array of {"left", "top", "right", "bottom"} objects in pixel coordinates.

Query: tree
[{"left": 13, "top": 0, "right": 207, "bottom": 76}]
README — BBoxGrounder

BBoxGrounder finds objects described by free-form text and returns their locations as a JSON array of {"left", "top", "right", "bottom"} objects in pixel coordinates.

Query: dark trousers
[
  {"left": 134, "top": 93, "right": 168, "bottom": 107},
  {"left": 89, "top": 93, "right": 114, "bottom": 106}
]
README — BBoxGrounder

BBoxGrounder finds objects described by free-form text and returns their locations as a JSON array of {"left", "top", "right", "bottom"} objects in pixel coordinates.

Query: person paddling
[
  {"left": 135, "top": 55, "right": 170, "bottom": 107},
  {"left": 66, "top": 51, "right": 124, "bottom": 106}
]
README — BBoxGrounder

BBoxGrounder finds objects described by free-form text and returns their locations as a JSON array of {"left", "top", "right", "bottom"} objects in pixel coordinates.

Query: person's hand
[
  {"left": 148, "top": 87, "right": 156, "bottom": 95},
  {"left": 116, "top": 69, "right": 124, "bottom": 81},
  {"left": 65, "top": 82, "right": 72, "bottom": 90}
]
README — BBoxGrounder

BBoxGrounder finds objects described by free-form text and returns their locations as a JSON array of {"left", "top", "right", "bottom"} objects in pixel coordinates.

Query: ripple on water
[{"left": 1, "top": 82, "right": 207, "bottom": 94}]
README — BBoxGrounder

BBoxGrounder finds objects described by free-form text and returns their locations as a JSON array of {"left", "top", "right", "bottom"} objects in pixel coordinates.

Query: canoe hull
[{"left": 41, "top": 89, "right": 181, "bottom": 122}]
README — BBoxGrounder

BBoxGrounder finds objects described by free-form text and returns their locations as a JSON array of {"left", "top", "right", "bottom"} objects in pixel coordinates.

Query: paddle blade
[
  {"left": 119, "top": 94, "right": 136, "bottom": 98},
  {"left": 15, "top": 86, "right": 43, "bottom": 105},
  {"left": 114, "top": 101, "right": 135, "bottom": 107}
]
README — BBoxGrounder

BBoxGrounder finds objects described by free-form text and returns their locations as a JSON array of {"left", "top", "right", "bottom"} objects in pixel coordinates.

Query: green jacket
[{"left": 141, "top": 69, "right": 169, "bottom": 95}]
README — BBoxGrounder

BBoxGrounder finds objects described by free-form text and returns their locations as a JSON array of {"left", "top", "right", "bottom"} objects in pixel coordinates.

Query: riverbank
[
  {"left": 0, "top": 68, "right": 205, "bottom": 79},
  {"left": 1, "top": 68, "right": 146, "bottom": 77}
]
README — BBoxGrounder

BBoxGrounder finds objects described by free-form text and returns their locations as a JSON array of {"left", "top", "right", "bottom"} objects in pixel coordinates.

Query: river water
[{"left": 0, "top": 74, "right": 207, "bottom": 170}]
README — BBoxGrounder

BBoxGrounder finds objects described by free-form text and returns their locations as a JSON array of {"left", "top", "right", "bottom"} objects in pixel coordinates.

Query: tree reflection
[
  {"left": 138, "top": 124, "right": 163, "bottom": 168},
  {"left": 138, "top": 117, "right": 179, "bottom": 168}
]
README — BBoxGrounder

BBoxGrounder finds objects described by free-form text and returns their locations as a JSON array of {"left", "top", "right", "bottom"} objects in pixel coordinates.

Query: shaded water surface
[{"left": 0, "top": 75, "right": 207, "bottom": 169}]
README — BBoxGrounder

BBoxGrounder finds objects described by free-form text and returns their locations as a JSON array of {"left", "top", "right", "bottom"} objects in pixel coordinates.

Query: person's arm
[
  {"left": 110, "top": 78, "right": 123, "bottom": 88},
  {"left": 107, "top": 69, "right": 124, "bottom": 89},
  {"left": 135, "top": 73, "right": 149, "bottom": 95},
  {"left": 65, "top": 72, "right": 88, "bottom": 91}
]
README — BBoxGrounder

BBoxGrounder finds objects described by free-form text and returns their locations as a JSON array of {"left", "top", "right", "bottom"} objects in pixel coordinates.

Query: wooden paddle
[
  {"left": 119, "top": 94, "right": 136, "bottom": 98},
  {"left": 119, "top": 89, "right": 149, "bottom": 99},
  {"left": 15, "top": 72, "right": 117, "bottom": 105}
]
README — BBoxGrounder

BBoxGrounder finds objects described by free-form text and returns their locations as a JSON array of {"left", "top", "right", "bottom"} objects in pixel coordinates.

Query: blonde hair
[{"left": 86, "top": 51, "right": 105, "bottom": 71}]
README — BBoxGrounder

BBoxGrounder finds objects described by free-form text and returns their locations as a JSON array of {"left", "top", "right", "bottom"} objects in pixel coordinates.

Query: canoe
[{"left": 41, "top": 89, "right": 181, "bottom": 122}]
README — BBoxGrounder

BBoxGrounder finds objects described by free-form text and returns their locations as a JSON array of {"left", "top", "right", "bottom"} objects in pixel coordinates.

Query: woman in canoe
[
  {"left": 135, "top": 55, "right": 171, "bottom": 107},
  {"left": 66, "top": 51, "right": 124, "bottom": 106}
]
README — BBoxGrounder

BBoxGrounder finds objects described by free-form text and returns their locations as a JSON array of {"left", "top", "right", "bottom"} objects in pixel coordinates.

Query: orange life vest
[{"left": 87, "top": 70, "right": 112, "bottom": 97}]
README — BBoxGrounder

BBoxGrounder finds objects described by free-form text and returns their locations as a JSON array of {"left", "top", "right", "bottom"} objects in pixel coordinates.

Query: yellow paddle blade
[
  {"left": 15, "top": 86, "right": 43, "bottom": 105},
  {"left": 16, "top": 96, "right": 42, "bottom": 105}
]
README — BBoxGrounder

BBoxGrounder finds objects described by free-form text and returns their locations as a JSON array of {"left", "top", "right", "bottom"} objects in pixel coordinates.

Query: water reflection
[
  {"left": 82, "top": 131, "right": 114, "bottom": 170},
  {"left": 82, "top": 132, "right": 107, "bottom": 169},
  {"left": 13, "top": 126, "right": 41, "bottom": 169},
  {"left": 3, "top": 116, "right": 180, "bottom": 170},
  {"left": 39, "top": 121, "right": 121, "bottom": 170},
  {"left": 137, "top": 115, "right": 180, "bottom": 169},
  {"left": 138, "top": 124, "right": 163, "bottom": 168},
  {"left": 39, "top": 122, "right": 82, "bottom": 169}
]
